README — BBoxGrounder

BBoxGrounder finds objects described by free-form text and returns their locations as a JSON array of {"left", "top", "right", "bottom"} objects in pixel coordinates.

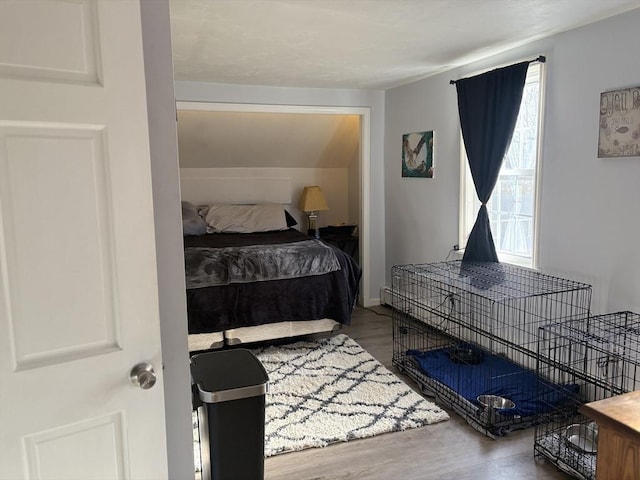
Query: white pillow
[{"left": 204, "top": 204, "right": 288, "bottom": 233}]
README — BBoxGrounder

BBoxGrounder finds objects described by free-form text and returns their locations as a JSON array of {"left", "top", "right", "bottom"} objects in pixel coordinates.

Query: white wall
[
  {"left": 179, "top": 166, "right": 350, "bottom": 229},
  {"left": 175, "top": 82, "right": 386, "bottom": 305},
  {"left": 385, "top": 10, "right": 640, "bottom": 314},
  {"left": 385, "top": 72, "right": 461, "bottom": 270}
]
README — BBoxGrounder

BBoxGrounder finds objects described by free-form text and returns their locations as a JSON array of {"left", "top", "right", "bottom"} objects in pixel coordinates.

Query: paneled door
[{"left": 0, "top": 1, "right": 168, "bottom": 479}]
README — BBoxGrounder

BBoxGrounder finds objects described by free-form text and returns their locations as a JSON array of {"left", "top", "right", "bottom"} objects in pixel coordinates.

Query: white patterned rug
[
  {"left": 193, "top": 334, "right": 448, "bottom": 465},
  {"left": 260, "top": 333, "right": 448, "bottom": 455}
]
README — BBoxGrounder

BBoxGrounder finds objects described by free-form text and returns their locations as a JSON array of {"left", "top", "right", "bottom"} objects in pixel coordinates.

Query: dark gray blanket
[{"left": 185, "top": 239, "right": 340, "bottom": 289}]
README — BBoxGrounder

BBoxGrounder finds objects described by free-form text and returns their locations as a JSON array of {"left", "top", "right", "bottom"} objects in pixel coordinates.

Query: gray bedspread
[{"left": 185, "top": 239, "right": 340, "bottom": 289}]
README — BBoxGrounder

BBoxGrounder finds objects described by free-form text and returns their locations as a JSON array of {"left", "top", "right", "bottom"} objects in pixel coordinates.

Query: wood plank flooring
[{"left": 264, "top": 306, "right": 573, "bottom": 480}]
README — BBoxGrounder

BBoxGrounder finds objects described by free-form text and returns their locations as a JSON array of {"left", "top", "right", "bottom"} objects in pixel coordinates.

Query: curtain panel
[{"left": 456, "top": 61, "right": 529, "bottom": 263}]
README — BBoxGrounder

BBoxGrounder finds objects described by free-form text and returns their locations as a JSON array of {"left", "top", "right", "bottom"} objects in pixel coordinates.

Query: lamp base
[{"left": 307, "top": 211, "right": 319, "bottom": 239}]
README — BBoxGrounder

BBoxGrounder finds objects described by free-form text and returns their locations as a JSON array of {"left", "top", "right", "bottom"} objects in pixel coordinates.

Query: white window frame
[{"left": 459, "top": 61, "right": 545, "bottom": 269}]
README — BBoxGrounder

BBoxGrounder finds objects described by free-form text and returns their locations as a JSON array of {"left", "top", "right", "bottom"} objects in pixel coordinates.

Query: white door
[{"left": 0, "top": 1, "right": 168, "bottom": 479}]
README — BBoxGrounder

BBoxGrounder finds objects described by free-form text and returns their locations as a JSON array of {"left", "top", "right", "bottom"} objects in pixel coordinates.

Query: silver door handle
[{"left": 129, "top": 362, "right": 157, "bottom": 390}]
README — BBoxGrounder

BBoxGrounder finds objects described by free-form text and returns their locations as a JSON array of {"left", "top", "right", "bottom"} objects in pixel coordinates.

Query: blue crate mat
[{"left": 408, "top": 346, "right": 579, "bottom": 418}]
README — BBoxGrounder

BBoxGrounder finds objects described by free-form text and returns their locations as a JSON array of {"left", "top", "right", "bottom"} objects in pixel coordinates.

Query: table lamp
[{"left": 299, "top": 186, "right": 329, "bottom": 238}]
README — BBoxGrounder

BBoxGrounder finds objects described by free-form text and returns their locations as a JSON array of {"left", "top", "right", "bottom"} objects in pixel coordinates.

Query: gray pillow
[{"left": 182, "top": 201, "right": 207, "bottom": 236}]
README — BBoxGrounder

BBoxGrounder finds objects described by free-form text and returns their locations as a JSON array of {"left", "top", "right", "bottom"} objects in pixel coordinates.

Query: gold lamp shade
[{"left": 299, "top": 186, "right": 329, "bottom": 212}]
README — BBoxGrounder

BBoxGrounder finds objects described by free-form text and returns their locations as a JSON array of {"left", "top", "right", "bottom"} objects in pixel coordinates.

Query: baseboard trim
[{"left": 380, "top": 286, "right": 393, "bottom": 306}]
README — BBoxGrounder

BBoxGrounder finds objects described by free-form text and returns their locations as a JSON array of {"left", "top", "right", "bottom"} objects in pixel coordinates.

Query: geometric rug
[{"left": 252, "top": 334, "right": 449, "bottom": 456}]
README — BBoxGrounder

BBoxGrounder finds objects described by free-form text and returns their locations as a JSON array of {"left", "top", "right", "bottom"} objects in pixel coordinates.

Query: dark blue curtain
[{"left": 456, "top": 61, "right": 529, "bottom": 263}]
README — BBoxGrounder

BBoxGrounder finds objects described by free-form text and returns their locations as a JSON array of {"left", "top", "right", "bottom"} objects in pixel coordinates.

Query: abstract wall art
[{"left": 402, "top": 130, "right": 434, "bottom": 177}]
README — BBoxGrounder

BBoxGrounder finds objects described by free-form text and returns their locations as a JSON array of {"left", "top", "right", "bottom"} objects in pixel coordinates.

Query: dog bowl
[
  {"left": 448, "top": 345, "right": 483, "bottom": 365},
  {"left": 477, "top": 395, "right": 515, "bottom": 410},
  {"left": 564, "top": 423, "right": 598, "bottom": 454}
]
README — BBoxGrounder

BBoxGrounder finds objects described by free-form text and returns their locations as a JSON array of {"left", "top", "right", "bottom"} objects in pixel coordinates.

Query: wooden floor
[{"left": 264, "top": 306, "right": 573, "bottom": 480}]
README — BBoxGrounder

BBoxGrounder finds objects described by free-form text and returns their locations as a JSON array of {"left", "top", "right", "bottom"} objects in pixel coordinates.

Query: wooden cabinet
[{"left": 580, "top": 390, "right": 640, "bottom": 480}]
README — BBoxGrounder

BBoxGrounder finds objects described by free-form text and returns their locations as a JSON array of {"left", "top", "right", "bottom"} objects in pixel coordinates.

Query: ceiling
[
  {"left": 169, "top": 0, "right": 639, "bottom": 90},
  {"left": 177, "top": 110, "right": 360, "bottom": 168}
]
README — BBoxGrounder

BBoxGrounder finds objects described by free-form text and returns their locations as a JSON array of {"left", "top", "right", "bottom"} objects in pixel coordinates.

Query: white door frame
[{"left": 175, "top": 101, "right": 372, "bottom": 306}]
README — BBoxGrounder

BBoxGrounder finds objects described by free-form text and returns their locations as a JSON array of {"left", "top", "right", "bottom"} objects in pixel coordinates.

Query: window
[{"left": 460, "top": 62, "right": 544, "bottom": 268}]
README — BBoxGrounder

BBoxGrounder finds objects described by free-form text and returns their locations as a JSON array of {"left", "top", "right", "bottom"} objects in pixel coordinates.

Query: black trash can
[{"left": 191, "top": 349, "right": 269, "bottom": 480}]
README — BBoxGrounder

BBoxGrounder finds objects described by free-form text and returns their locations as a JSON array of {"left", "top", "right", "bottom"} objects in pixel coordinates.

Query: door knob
[{"left": 129, "top": 362, "right": 157, "bottom": 389}]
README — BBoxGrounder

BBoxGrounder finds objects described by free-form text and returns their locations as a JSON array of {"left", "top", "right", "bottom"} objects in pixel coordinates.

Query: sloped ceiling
[{"left": 177, "top": 110, "right": 360, "bottom": 168}]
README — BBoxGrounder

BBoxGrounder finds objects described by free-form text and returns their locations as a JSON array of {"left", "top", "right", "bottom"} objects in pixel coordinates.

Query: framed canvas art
[{"left": 402, "top": 130, "right": 434, "bottom": 177}]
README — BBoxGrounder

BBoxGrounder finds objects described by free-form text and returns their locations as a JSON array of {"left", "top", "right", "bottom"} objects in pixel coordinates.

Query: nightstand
[{"left": 319, "top": 226, "right": 359, "bottom": 262}]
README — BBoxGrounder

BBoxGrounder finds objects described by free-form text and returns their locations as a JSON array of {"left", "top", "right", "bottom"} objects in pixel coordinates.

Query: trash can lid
[{"left": 190, "top": 349, "right": 269, "bottom": 403}]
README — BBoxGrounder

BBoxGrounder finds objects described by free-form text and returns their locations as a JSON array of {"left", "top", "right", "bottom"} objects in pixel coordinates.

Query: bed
[{"left": 182, "top": 202, "right": 361, "bottom": 351}]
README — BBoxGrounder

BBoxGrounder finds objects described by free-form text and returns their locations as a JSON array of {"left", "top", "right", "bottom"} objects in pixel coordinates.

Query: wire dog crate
[
  {"left": 391, "top": 260, "right": 592, "bottom": 437},
  {"left": 534, "top": 311, "right": 640, "bottom": 480}
]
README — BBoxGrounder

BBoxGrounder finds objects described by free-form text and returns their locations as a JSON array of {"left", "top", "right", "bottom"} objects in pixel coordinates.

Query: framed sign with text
[{"left": 598, "top": 86, "right": 640, "bottom": 158}]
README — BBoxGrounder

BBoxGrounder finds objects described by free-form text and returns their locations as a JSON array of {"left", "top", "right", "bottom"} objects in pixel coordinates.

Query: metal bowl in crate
[
  {"left": 564, "top": 423, "right": 598, "bottom": 454},
  {"left": 477, "top": 394, "right": 515, "bottom": 410}
]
